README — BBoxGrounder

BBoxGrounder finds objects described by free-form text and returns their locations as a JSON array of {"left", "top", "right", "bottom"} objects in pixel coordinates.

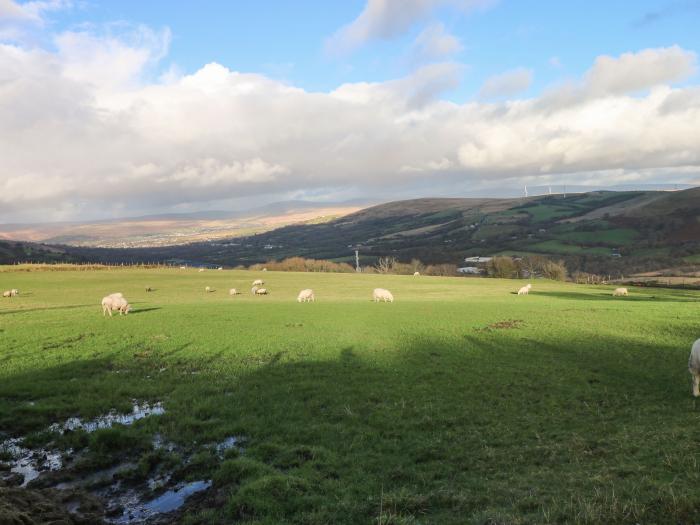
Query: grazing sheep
[
  {"left": 217, "top": 267, "right": 223, "bottom": 271},
  {"left": 690, "top": 339, "right": 700, "bottom": 397},
  {"left": 101, "top": 295, "right": 130, "bottom": 317},
  {"left": 179, "top": 266, "right": 186, "bottom": 270},
  {"left": 252, "top": 279, "right": 264, "bottom": 286},
  {"left": 205, "top": 286, "right": 214, "bottom": 293},
  {"left": 262, "top": 268, "right": 268, "bottom": 272},
  {"left": 297, "top": 289, "right": 315, "bottom": 303},
  {"left": 255, "top": 288, "right": 268, "bottom": 295},
  {"left": 373, "top": 288, "right": 394, "bottom": 303},
  {"left": 251, "top": 285, "right": 258, "bottom": 295},
  {"left": 517, "top": 284, "right": 532, "bottom": 295},
  {"left": 229, "top": 288, "right": 239, "bottom": 296},
  {"left": 413, "top": 272, "right": 420, "bottom": 276},
  {"left": 613, "top": 287, "right": 629, "bottom": 297},
  {"left": 2, "top": 291, "right": 10, "bottom": 298},
  {"left": 198, "top": 268, "right": 205, "bottom": 273}
]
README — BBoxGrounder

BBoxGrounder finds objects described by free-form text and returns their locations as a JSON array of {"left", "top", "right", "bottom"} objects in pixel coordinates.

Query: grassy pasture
[{"left": 1, "top": 268, "right": 700, "bottom": 524}]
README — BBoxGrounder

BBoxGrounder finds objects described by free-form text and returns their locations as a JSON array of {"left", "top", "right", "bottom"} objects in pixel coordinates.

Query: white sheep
[
  {"left": 229, "top": 288, "right": 239, "bottom": 296},
  {"left": 262, "top": 268, "right": 268, "bottom": 272},
  {"left": 179, "top": 266, "right": 187, "bottom": 270},
  {"left": 373, "top": 288, "right": 394, "bottom": 303},
  {"left": 205, "top": 286, "right": 213, "bottom": 293},
  {"left": 252, "top": 279, "right": 264, "bottom": 286},
  {"left": 198, "top": 268, "right": 205, "bottom": 273},
  {"left": 612, "top": 287, "right": 629, "bottom": 297},
  {"left": 2, "top": 291, "right": 10, "bottom": 298},
  {"left": 413, "top": 272, "right": 420, "bottom": 277},
  {"left": 255, "top": 288, "right": 268, "bottom": 295},
  {"left": 10, "top": 289, "right": 18, "bottom": 296},
  {"left": 689, "top": 339, "right": 700, "bottom": 397},
  {"left": 297, "top": 289, "right": 315, "bottom": 303},
  {"left": 101, "top": 294, "right": 130, "bottom": 316},
  {"left": 217, "top": 267, "right": 223, "bottom": 271},
  {"left": 251, "top": 285, "right": 258, "bottom": 295},
  {"left": 517, "top": 284, "right": 532, "bottom": 295}
]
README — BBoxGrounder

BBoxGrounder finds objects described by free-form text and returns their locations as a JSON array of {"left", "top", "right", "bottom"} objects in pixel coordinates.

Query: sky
[{"left": 1, "top": 0, "right": 699, "bottom": 223}]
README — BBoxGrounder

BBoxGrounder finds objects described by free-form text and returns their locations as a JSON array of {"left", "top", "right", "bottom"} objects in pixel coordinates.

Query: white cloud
[
  {"left": 408, "top": 23, "right": 462, "bottom": 65},
  {"left": 478, "top": 67, "right": 533, "bottom": 99},
  {"left": 326, "top": 0, "right": 494, "bottom": 55},
  {"left": 1, "top": 37, "right": 700, "bottom": 222},
  {"left": 584, "top": 45, "right": 697, "bottom": 96}
]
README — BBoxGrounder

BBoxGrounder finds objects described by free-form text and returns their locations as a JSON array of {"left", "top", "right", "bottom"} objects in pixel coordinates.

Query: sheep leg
[{"left": 692, "top": 373, "right": 700, "bottom": 397}]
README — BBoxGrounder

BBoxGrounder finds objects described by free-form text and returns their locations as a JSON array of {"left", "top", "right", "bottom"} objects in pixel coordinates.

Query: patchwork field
[{"left": 1, "top": 268, "right": 700, "bottom": 524}]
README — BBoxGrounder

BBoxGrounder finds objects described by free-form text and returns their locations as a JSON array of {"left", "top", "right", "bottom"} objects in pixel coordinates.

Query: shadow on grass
[
  {"left": 0, "top": 304, "right": 94, "bottom": 316},
  {"left": 129, "top": 307, "right": 162, "bottom": 315},
  {"left": 533, "top": 290, "right": 699, "bottom": 302},
  {"left": 1, "top": 331, "right": 699, "bottom": 524}
]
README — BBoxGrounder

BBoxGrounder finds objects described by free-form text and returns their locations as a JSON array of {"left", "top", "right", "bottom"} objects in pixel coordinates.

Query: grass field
[{"left": 1, "top": 267, "right": 700, "bottom": 524}]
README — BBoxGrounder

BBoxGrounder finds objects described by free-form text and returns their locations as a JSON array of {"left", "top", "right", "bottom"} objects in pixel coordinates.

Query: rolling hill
[{"left": 2, "top": 189, "right": 698, "bottom": 274}]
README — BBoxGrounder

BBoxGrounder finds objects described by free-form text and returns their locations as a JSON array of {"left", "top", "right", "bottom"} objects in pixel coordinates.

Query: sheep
[
  {"left": 690, "top": 339, "right": 700, "bottom": 397},
  {"left": 413, "top": 272, "right": 420, "bottom": 277},
  {"left": 179, "top": 266, "right": 187, "bottom": 270},
  {"left": 251, "top": 285, "right": 258, "bottom": 295},
  {"left": 262, "top": 268, "right": 268, "bottom": 272},
  {"left": 229, "top": 288, "right": 239, "bottom": 296},
  {"left": 517, "top": 284, "right": 532, "bottom": 295},
  {"left": 217, "top": 267, "right": 223, "bottom": 271},
  {"left": 252, "top": 279, "right": 264, "bottom": 286},
  {"left": 10, "top": 289, "right": 18, "bottom": 296},
  {"left": 205, "top": 286, "right": 214, "bottom": 293},
  {"left": 373, "top": 288, "right": 394, "bottom": 303},
  {"left": 612, "top": 287, "right": 629, "bottom": 297},
  {"left": 255, "top": 288, "right": 268, "bottom": 295},
  {"left": 198, "top": 268, "right": 205, "bottom": 273},
  {"left": 101, "top": 294, "right": 130, "bottom": 317},
  {"left": 297, "top": 289, "right": 315, "bottom": 303},
  {"left": 2, "top": 291, "right": 10, "bottom": 298}
]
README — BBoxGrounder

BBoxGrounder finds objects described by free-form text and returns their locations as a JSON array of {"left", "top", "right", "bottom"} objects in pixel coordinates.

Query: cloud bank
[{"left": 0, "top": 26, "right": 699, "bottom": 221}]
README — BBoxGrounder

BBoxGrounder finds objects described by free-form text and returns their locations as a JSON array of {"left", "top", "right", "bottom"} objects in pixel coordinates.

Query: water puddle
[
  {"left": 0, "top": 403, "right": 240, "bottom": 523},
  {"left": 1, "top": 400, "right": 164, "bottom": 487},
  {"left": 111, "top": 480, "right": 212, "bottom": 524},
  {"left": 0, "top": 437, "right": 63, "bottom": 487},
  {"left": 49, "top": 401, "right": 165, "bottom": 434}
]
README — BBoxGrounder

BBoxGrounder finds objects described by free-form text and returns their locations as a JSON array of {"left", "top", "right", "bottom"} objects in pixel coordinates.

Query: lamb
[
  {"left": 252, "top": 279, "right": 264, "bottom": 286},
  {"left": 517, "top": 284, "right": 532, "bottom": 295},
  {"left": 255, "top": 287, "right": 268, "bottom": 295},
  {"left": 690, "top": 339, "right": 700, "bottom": 397},
  {"left": 613, "top": 287, "right": 629, "bottom": 297},
  {"left": 229, "top": 288, "right": 239, "bottom": 296},
  {"left": 297, "top": 289, "right": 315, "bottom": 303},
  {"left": 373, "top": 288, "right": 394, "bottom": 303},
  {"left": 101, "top": 294, "right": 130, "bottom": 316}
]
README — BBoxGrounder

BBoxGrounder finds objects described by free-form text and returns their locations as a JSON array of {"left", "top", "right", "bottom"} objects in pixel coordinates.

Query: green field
[{"left": 1, "top": 267, "right": 700, "bottom": 524}]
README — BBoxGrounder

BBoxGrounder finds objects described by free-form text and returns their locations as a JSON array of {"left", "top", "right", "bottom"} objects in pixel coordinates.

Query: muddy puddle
[{"left": 0, "top": 400, "right": 240, "bottom": 523}]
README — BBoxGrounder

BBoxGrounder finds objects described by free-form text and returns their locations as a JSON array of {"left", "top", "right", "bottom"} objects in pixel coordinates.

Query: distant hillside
[
  {"left": 0, "top": 240, "right": 83, "bottom": 265},
  {"left": 0, "top": 201, "right": 367, "bottom": 248},
  {"left": 3, "top": 189, "right": 699, "bottom": 274}
]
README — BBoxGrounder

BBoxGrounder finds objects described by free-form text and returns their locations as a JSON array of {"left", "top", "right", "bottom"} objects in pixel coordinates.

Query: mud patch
[
  {"left": 49, "top": 401, "right": 165, "bottom": 434},
  {"left": 476, "top": 319, "right": 525, "bottom": 332}
]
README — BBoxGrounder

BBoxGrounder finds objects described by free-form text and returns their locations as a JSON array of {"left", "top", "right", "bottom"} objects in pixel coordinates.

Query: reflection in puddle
[
  {"left": 112, "top": 480, "right": 212, "bottom": 524},
  {"left": 1, "top": 438, "right": 63, "bottom": 487},
  {"left": 1, "top": 400, "right": 164, "bottom": 487},
  {"left": 49, "top": 401, "right": 165, "bottom": 434}
]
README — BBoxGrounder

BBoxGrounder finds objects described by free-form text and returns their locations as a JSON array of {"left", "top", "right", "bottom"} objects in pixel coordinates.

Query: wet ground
[{"left": 0, "top": 400, "right": 241, "bottom": 524}]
